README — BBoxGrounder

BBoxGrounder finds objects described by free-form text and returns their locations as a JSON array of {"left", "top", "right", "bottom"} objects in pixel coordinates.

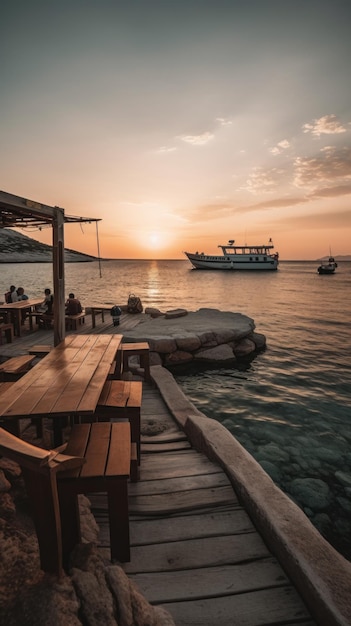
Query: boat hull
[
  {"left": 318, "top": 266, "right": 336, "bottom": 275},
  {"left": 185, "top": 252, "right": 278, "bottom": 270}
]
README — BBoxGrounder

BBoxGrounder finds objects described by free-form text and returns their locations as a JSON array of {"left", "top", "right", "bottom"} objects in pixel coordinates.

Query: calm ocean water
[{"left": 1, "top": 259, "right": 351, "bottom": 559}]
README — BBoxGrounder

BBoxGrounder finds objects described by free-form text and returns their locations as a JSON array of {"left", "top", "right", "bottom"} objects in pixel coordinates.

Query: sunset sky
[{"left": 1, "top": 0, "right": 351, "bottom": 260}]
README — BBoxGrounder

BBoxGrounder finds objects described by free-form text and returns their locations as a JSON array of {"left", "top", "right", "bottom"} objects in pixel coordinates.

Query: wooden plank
[
  {"left": 159, "top": 587, "right": 314, "bottom": 626},
  {"left": 106, "top": 422, "right": 131, "bottom": 476},
  {"left": 128, "top": 485, "right": 237, "bottom": 515},
  {"left": 140, "top": 427, "right": 187, "bottom": 443},
  {"left": 138, "top": 451, "right": 222, "bottom": 481},
  {"left": 127, "top": 381, "right": 142, "bottom": 406},
  {"left": 128, "top": 471, "right": 231, "bottom": 496},
  {"left": 80, "top": 422, "right": 111, "bottom": 478},
  {"left": 60, "top": 423, "right": 91, "bottom": 478},
  {"left": 123, "top": 533, "right": 271, "bottom": 573},
  {"left": 128, "top": 508, "right": 255, "bottom": 544},
  {"left": 76, "top": 336, "right": 122, "bottom": 413},
  {"left": 128, "top": 557, "right": 290, "bottom": 602},
  {"left": 141, "top": 441, "right": 191, "bottom": 453},
  {"left": 97, "top": 504, "right": 256, "bottom": 546}
]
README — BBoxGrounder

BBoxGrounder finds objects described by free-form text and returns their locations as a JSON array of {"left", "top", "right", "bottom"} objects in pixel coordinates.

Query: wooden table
[
  {"left": 89, "top": 304, "right": 114, "bottom": 328},
  {"left": 0, "top": 299, "right": 43, "bottom": 336},
  {"left": 0, "top": 334, "right": 122, "bottom": 445}
]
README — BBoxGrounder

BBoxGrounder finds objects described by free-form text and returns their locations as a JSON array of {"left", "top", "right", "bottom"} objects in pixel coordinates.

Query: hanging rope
[{"left": 96, "top": 221, "right": 102, "bottom": 278}]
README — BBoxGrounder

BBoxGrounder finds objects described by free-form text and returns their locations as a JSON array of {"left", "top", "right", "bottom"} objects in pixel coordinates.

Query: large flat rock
[{"left": 124, "top": 308, "right": 255, "bottom": 343}]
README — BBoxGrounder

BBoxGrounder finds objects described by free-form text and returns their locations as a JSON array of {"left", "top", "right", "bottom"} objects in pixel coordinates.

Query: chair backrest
[
  {"left": 0, "top": 427, "right": 85, "bottom": 576},
  {"left": 0, "top": 427, "right": 84, "bottom": 474}
]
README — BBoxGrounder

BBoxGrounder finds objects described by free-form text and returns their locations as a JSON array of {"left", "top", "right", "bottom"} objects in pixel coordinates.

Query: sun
[
  {"left": 149, "top": 232, "right": 161, "bottom": 247},
  {"left": 135, "top": 230, "right": 175, "bottom": 256},
  {"left": 145, "top": 231, "right": 169, "bottom": 249}
]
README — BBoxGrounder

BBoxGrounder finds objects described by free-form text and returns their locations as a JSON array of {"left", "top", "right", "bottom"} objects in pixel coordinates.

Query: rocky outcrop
[
  {"left": 124, "top": 308, "right": 265, "bottom": 368},
  {"left": 0, "top": 228, "right": 96, "bottom": 263},
  {"left": 0, "top": 453, "right": 175, "bottom": 626}
]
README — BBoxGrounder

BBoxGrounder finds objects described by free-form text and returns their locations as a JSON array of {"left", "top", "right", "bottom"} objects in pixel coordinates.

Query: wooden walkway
[
  {"left": 91, "top": 383, "right": 315, "bottom": 626},
  {"left": 2, "top": 311, "right": 350, "bottom": 624}
]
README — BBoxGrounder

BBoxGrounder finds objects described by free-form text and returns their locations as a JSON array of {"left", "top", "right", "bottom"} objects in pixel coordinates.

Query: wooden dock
[
  {"left": 92, "top": 382, "right": 315, "bottom": 625},
  {"left": 1, "top": 310, "right": 351, "bottom": 625}
]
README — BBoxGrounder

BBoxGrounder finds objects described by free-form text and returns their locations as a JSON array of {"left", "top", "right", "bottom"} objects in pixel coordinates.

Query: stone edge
[{"left": 150, "top": 364, "right": 351, "bottom": 626}]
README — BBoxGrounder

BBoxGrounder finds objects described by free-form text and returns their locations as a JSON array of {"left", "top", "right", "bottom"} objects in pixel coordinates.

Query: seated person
[
  {"left": 35, "top": 288, "right": 54, "bottom": 328},
  {"left": 65, "top": 293, "right": 83, "bottom": 316},
  {"left": 16, "top": 287, "right": 29, "bottom": 301},
  {"left": 5, "top": 285, "right": 18, "bottom": 303},
  {"left": 37, "top": 288, "right": 54, "bottom": 314},
  {"left": 17, "top": 287, "right": 29, "bottom": 324}
]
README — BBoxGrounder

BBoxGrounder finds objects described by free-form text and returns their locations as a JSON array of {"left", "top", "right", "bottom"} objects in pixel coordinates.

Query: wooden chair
[
  {"left": 0, "top": 426, "right": 84, "bottom": 576},
  {"left": 0, "top": 421, "right": 132, "bottom": 575}
]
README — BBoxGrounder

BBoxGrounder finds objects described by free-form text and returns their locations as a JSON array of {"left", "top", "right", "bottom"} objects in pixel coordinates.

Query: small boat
[
  {"left": 317, "top": 256, "right": 338, "bottom": 275},
  {"left": 184, "top": 239, "right": 279, "bottom": 270}
]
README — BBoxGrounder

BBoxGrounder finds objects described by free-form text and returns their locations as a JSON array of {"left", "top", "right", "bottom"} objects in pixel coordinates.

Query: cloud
[
  {"left": 270, "top": 139, "right": 291, "bottom": 155},
  {"left": 294, "top": 146, "right": 351, "bottom": 187},
  {"left": 275, "top": 208, "right": 351, "bottom": 230},
  {"left": 302, "top": 114, "right": 347, "bottom": 136},
  {"left": 156, "top": 146, "right": 177, "bottom": 153},
  {"left": 185, "top": 194, "right": 308, "bottom": 224},
  {"left": 241, "top": 167, "right": 284, "bottom": 194},
  {"left": 177, "top": 131, "right": 214, "bottom": 146},
  {"left": 215, "top": 117, "right": 232, "bottom": 126},
  {"left": 310, "top": 184, "right": 351, "bottom": 198}
]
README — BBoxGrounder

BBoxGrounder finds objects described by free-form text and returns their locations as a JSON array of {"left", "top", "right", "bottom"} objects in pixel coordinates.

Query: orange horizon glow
[{"left": 2, "top": 3, "right": 351, "bottom": 261}]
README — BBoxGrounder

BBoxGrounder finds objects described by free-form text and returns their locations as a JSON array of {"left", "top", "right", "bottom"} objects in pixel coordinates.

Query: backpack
[{"left": 127, "top": 293, "right": 143, "bottom": 314}]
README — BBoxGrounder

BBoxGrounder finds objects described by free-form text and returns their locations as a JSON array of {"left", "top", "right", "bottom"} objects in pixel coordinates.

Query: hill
[
  {"left": 0, "top": 228, "right": 97, "bottom": 263},
  {"left": 318, "top": 255, "right": 351, "bottom": 261}
]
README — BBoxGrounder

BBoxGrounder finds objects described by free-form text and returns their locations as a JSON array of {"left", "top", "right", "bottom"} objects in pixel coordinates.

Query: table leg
[
  {"left": 101, "top": 309, "right": 105, "bottom": 322},
  {"left": 12, "top": 311, "right": 21, "bottom": 336},
  {"left": 91, "top": 309, "right": 96, "bottom": 328},
  {"left": 28, "top": 309, "right": 33, "bottom": 330}
]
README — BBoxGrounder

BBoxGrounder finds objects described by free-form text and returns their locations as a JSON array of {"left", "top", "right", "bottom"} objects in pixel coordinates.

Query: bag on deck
[{"left": 127, "top": 293, "right": 143, "bottom": 314}]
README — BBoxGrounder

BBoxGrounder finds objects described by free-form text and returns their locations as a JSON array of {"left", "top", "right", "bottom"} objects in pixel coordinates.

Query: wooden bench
[
  {"left": 95, "top": 380, "right": 142, "bottom": 481},
  {"left": 28, "top": 345, "right": 52, "bottom": 357},
  {"left": 0, "top": 421, "right": 132, "bottom": 575},
  {"left": 111, "top": 342, "right": 151, "bottom": 382},
  {"left": 0, "top": 322, "right": 14, "bottom": 344},
  {"left": 27, "top": 312, "right": 54, "bottom": 330},
  {"left": 0, "top": 355, "right": 36, "bottom": 381},
  {"left": 65, "top": 311, "right": 86, "bottom": 331}
]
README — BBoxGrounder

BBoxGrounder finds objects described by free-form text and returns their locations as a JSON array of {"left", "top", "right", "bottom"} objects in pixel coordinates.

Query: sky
[{"left": 1, "top": 0, "right": 351, "bottom": 260}]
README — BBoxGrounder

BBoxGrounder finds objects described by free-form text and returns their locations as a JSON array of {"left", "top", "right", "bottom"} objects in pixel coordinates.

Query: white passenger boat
[{"left": 184, "top": 239, "right": 279, "bottom": 270}]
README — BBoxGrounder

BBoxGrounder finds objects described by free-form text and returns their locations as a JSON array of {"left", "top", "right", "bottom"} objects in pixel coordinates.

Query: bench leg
[
  {"left": 58, "top": 486, "right": 81, "bottom": 572},
  {"left": 129, "top": 411, "right": 141, "bottom": 466},
  {"left": 22, "top": 468, "right": 63, "bottom": 576},
  {"left": 130, "top": 443, "right": 139, "bottom": 483},
  {"left": 31, "top": 417, "right": 43, "bottom": 438},
  {"left": 53, "top": 416, "right": 69, "bottom": 447},
  {"left": 108, "top": 479, "right": 130, "bottom": 562}
]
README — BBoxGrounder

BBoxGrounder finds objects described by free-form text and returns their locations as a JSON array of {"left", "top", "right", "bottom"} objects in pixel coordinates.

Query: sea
[{"left": 1, "top": 259, "right": 351, "bottom": 561}]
